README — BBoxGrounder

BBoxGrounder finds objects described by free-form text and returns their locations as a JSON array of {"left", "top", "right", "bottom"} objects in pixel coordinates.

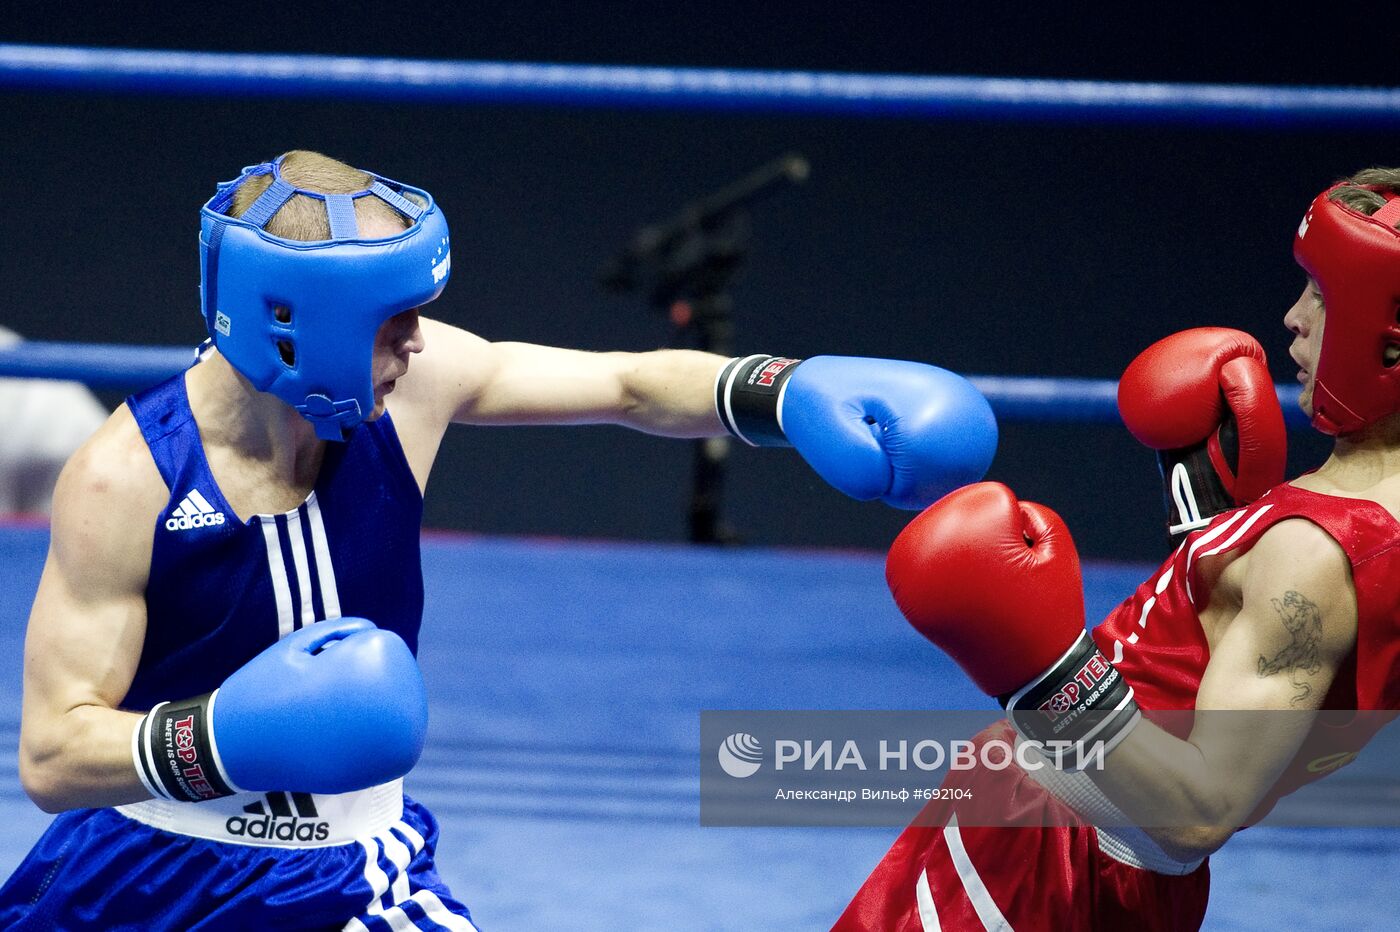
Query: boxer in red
[{"left": 834, "top": 168, "right": 1400, "bottom": 931}]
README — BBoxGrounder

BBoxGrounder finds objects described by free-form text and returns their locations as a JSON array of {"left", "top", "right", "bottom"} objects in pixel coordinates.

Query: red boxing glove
[
  {"left": 887, "top": 482, "right": 1083, "bottom": 696},
  {"left": 887, "top": 482, "right": 1139, "bottom": 759},
  {"left": 1118, "top": 328, "right": 1286, "bottom": 543}
]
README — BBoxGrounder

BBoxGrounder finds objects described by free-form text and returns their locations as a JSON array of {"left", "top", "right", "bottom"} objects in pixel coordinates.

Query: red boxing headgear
[{"left": 1293, "top": 183, "right": 1400, "bottom": 436}]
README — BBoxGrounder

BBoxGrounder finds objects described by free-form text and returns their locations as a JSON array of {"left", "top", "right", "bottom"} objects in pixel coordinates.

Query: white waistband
[
  {"left": 1019, "top": 740, "right": 1204, "bottom": 876},
  {"left": 115, "top": 779, "right": 403, "bottom": 848}
]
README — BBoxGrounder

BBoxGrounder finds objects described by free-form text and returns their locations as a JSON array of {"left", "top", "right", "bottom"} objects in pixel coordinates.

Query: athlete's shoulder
[
  {"left": 49, "top": 405, "right": 168, "bottom": 582},
  {"left": 396, "top": 316, "right": 493, "bottom": 413},
  {"left": 384, "top": 317, "right": 495, "bottom": 484},
  {"left": 1250, "top": 515, "right": 1351, "bottom": 568},
  {"left": 60, "top": 403, "right": 164, "bottom": 497},
  {"left": 1243, "top": 517, "right": 1356, "bottom": 622}
]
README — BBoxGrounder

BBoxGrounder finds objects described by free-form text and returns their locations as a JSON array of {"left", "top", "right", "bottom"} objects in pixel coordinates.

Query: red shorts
[{"left": 832, "top": 724, "right": 1210, "bottom": 932}]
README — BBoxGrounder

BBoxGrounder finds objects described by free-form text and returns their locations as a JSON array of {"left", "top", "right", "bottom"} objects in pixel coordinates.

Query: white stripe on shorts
[
  {"left": 344, "top": 821, "right": 478, "bottom": 931},
  {"left": 943, "top": 815, "right": 1013, "bottom": 931},
  {"left": 409, "top": 890, "right": 478, "bottom": 931},
  {"left": 343, "top": 890, "right": 478, "bottom": 932},
  {"left": 380, "top": 826, "right": 415, "bottom": 908},
  {"left": 916, "top": 869, "right": 942, "bottom": 931}
]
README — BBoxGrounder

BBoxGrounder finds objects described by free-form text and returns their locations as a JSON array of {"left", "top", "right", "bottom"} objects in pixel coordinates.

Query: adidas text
[
  {"left": 166, "top": 512, "right": 226, "bottom": 531},
  {"left": 225, "top": 814, "right": 331, "bottom": 842}
]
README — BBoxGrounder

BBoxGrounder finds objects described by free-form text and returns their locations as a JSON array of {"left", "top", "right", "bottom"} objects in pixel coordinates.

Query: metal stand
[{"left": 600, "top": 153, "right": 808, "bottom": 543}]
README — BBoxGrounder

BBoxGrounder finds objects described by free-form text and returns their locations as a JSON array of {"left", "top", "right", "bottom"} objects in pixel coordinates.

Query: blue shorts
[{"left": 0, "top": 794, "right": 477, "bottom": 931}]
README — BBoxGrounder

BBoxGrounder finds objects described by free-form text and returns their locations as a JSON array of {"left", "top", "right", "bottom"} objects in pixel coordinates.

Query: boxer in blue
[{"left": 0, "top": 150, "right": 998, "bottom": 929}]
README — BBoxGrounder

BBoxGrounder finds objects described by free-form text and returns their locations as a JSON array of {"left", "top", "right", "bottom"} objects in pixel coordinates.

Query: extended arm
[
  {"left": 433, "top": 320, "right": 727, "bottom": 435},
  {"left": 388, "top": 318, "right": 723, "bottom": 437},
  {"left": 393, "top": 317, "right": 997, "bottom": 509}
]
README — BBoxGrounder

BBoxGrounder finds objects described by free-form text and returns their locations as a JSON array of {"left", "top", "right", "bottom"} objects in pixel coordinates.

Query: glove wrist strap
[
  {"left": 133, "top": 691, "right": 239, "bottom": 802},
  {"left": 1157, "top": 414, "right": 1241, "bottom": 546},
  {"left": 1001, "top": 631, "right": 1141, "bottom": 770},
  {"left": 714, "top": 355, "right": 804, "bottom": 447}
]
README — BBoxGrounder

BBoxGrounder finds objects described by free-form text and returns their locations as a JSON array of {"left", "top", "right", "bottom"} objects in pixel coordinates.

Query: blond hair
[
  {"left": 228, "top": 150, "right": 409, "bottom": 241},
  {"left": 1328, "top": 167, "right": 1400, "bottom": 228}
]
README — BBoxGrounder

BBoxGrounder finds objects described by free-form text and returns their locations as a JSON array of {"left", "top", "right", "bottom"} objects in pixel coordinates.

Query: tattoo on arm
[{"left": 1258, "top": 591, "right": 1323, "bottom": 707}]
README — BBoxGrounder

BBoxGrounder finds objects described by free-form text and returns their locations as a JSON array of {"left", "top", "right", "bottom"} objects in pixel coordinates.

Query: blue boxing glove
[
  {"left": 133, "top": 617, "right": 428, "bottom": 801},
  {"left": 715, "top": 354, "right": 997, "bottom": 509}
]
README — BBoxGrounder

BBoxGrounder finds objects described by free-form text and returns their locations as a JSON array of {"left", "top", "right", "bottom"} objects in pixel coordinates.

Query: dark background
[{"left": 1, "top": 5, "right": 1390, "bottom": 560}]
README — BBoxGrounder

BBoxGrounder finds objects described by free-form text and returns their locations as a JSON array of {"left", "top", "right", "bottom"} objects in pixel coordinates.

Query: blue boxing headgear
[{"left": 200, "top": 156, "right": 451, "bottom": 441}]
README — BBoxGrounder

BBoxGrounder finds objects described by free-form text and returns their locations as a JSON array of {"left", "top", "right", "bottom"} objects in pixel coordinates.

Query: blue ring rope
[
  {"left": 0, "top": 342, "right": 1310, "bottom": 427},
  {"left": 2, "top": 44, "right": 1399, "bottom": 126},
  {"left": 0, "top": 343, "right": 191, "bottom": 389}
]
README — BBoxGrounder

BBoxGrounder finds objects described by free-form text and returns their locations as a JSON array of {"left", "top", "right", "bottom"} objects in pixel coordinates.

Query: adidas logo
[
  {"left": 225, "top": 792, "right": 330, "bottom": 842},
  {"left": 165, "top": 489, "right": 227, "bottom": 531}
]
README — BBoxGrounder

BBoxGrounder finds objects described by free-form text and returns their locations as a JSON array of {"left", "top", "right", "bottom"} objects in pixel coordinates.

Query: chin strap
[{"left": 297, "top": 395, "right": 363, "bottom": 442}]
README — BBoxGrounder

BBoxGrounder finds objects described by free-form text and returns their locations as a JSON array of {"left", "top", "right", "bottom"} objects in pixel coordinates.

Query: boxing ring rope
[
  {"left": 4, "top": 43, "right": 1400, "bottom": 126},
  {"left": 0, "top": 341, "right": 1310, "bottom": 427}
]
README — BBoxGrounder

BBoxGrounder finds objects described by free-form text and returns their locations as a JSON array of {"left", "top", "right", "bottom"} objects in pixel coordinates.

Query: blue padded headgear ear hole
[
  {"left": 273, "top": 304, "right": 292, "bottom": 324},
  {"left": 277, "top": 340, "right": 296, "bottom": 368}
]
